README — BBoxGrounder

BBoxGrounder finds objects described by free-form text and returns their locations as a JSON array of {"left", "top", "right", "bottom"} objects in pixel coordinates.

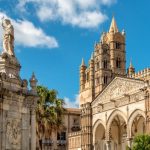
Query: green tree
[
  {"left": 132, "top": 134, "right": 150, "bottom": 150},
  {"left": 36, "top": 85, "right": 65, "bottom": 150},
  {"left": 126, "top": 145, "right": 131, "bottom": 150}
]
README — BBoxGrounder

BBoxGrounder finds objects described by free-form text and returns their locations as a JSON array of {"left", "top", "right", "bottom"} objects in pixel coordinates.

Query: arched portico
[
  {"left": 92, "top": 110, "right": 146, "bottom": 150},
  {"left": 127, "top": 109, "right": 146, "bottom": 147},
  {"left": 106, "top": 110, "right": 127, "bottom": 150},
  {"left": 93, "top": 120, "right": 106, "bottom": 150}
]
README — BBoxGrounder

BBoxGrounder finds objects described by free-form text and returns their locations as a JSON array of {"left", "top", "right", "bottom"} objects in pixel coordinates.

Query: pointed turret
[
  {"left": 128, "top": 59, "right": 135, "bottom": 76},
  {"left": 109, "top": 16, "right": 119, "bottom": 33},
  {"left": 89, "top": 53, "right": 94, "bottom": 91},
  {"left": 80, "top": 58, "right": 86, "bottom": 92},
  {"left": 108, "top": 16, "right": 126, "bottom": 76},
  {"left": 81, "top": 58, "right": 85, "bottom": 66},
  {"left": 129, "top": 59, "right": 133, "bottom": 68},
  {"left": 30, "top": 72, "right": 38, "bottom": 93},
  {"left": 90, "top": 53, "right": 94, "bottom": 60},
  {"left": 100, "top": 32, "right": 106, "bottom": 43},
  {"left": 122, "top": 29, "right": 126, "bottom": 36}
]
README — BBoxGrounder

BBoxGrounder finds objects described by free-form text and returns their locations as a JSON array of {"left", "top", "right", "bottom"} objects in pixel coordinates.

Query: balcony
[
  {"left": 71, "top": 125, "right": 80, "bottom": 132},
  {"left": 57, "top": 140, "right": 67, "bottom": 146},
  {"left": 42, "top": 139, "right": 53, "bottom": 146}
]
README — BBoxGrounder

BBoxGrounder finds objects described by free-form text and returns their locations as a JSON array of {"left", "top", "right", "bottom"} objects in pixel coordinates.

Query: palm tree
[
  {"left": 132, "top": 134, "right": 150, "bottom": 150},
  {"left": 36, "top": 85, "right": 65, "bottom": 150}
]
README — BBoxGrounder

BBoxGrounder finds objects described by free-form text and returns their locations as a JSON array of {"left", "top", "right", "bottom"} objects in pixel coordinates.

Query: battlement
[{"left": 127, "top": 68, "right": 150, "bottom": 81}]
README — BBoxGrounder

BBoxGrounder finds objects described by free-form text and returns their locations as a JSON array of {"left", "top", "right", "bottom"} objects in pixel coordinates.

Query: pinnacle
[
  {"left": 129, "top": 59, "right": 134, "bottom": 68},
  {"left": 109, "top": 16, "right": 119, "bottom": 33},
  {"left": 30, "top": 72, "right": 37, "bottom": 81},
  {"left": 91, "top": 53, "right": 94, "bottom": 60},
  {"left": 81, "top": 58, "right": 85, "bottom": 66}
]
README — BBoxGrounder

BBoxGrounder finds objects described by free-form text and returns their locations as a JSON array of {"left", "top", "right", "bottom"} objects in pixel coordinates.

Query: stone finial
[{"left": 29, "top": 72, "right": 38, "bottom": 90}]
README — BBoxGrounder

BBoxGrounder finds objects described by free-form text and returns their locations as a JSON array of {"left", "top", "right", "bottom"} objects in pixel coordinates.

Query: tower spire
[
  {"left": 81, "top": 58, "right": 85, "bottom": 66},
  {"left": 128, "top": 58, "right": 135, "bottom": 76},
  {"left": 129, "top": 58, "right": 133, "bottom": 68},
  {"left": 109, "top": 16, "right": 119, "bottom": 33}
]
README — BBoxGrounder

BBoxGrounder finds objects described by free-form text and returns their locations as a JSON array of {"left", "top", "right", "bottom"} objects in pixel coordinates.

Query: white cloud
[
  {"left": 64, "top": 94, "right": 79, "bottom": 108},
  {"left": 0, "top": 12, "right": 58, "bottom": 49},
  {"left": 17, "top": 0, "right": 117, "bottom": 29},
  {"left": 37, "top": 6, "right": 55, "bottom": 22}
]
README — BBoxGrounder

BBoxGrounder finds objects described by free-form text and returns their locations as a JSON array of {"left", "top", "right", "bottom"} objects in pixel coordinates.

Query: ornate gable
[{"left": 92, "top": 77, "right": 145, "bottom": 106}]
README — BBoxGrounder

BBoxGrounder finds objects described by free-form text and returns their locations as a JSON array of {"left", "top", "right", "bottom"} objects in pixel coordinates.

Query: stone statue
[{"left": 1, "top": 18, "right": 14, "bottom": 56}]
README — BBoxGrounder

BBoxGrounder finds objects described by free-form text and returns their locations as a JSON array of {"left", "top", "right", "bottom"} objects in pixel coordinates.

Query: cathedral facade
[{"left": 68, "top": 17, "right": 150, "bottom": 150}]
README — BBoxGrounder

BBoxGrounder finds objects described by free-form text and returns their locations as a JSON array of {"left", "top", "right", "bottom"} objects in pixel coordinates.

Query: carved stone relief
[
  {"left": 92, "top": 77, "right": 145, "bottom": 106},
  {"left": 6, "top": 119, "right": 21, "bottom": 145}
]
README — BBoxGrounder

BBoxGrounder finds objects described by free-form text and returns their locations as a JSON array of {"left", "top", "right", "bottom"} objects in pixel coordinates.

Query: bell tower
[
  {"left": 94, "top": 34, "right": 112, "bottom": 96},
  {"left": 106, "top": 16, "right": 126, "bottom": 76},
  {"left": 78, "top": 16, "right": 127, "bottom": 150},
  {"left": 79, "top": 16, "right": 126, "bottom": 102}
]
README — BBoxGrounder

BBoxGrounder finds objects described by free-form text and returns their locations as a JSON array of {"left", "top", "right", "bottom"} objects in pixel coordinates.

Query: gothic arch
[
  {"left": 93, "top": 119, "right": 106, "bottom": 132},
  {"left": 128, "top": 109, "right": 146, "bottom": 137},
  {"left": 93, "top": 119, "right": 106, "bottom": 144},
  {"left": 106, "top": 109, "right": 127, "bottom": 139}
]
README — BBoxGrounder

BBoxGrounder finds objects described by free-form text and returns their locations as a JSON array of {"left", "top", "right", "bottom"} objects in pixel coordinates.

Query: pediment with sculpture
[{"left": 92, "top": 77, "right": 145, "bottom": 106}]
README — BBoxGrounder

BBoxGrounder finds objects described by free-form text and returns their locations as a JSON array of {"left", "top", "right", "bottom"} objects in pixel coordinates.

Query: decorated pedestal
[{"left": 0, "top": 18, "right": 38, "bottom": 150}]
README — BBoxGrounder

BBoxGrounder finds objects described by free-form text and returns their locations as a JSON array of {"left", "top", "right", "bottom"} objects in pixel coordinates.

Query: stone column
[
  {"left": 126, "top": 137, "right": 132, "bottom": 148},
  {"left": 105, "top": 140, "right": 111, "bottom": 150},
  {"left": 81, "top": 103, "right": 92, "bottom": 150},
  {"left": 145, "top": 91, "right": 150, "bottom": 134},
  {"left": 126, "top": 122, "right": 132, "bottom": 149},
  {"left": 146, "top": 116, "right": 150, "bottom": 134},
  {"left": 31, "top": 109, "right": 36, "bottom": 150},
  {"left": 21, "top": 113, "right": 30, "bottom": 150}
]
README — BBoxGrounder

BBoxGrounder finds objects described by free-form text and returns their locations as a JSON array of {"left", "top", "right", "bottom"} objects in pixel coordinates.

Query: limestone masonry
[
  {"left": 68, "top": 17, "right": 150, "bottom": 150},
  {"left": 0, "top": 18, "right": 38, "bottom": 150}
]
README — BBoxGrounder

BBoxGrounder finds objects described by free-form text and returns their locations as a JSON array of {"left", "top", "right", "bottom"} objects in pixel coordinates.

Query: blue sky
[{"left": 0, "top": 0, "right": 149, "bottom": 107}]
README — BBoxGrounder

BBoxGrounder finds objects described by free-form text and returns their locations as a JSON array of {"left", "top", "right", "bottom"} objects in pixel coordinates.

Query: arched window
[
  {"left": 97, "top": 62, "right": 99, "bottom": 70},
  {"left": 103, "top": 60, "right": 107, "bottom": 69},
  {"left": 116, "top": 42, "right": 121, "bottom": 49},
  {"left": 104, "top": 76, "right": 108, "bottom": 84},
  {"left": 116, "top": 57, "right": 121, "bottom": 68},
  {"left": 86, "top": 72, "right": 89, "bottom": 82}
]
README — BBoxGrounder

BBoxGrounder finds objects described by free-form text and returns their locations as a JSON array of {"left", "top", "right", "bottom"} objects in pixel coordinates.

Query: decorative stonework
[
  {"left": 93, "top": 91, "right": 145, "bottom": 115},
  {"left": 0, "top": 18, "right": 38, "bottom": 150},
  {"left": 92, "top": 77, "right": 145, "bottom": 106},
  {"left": 6, "top": 119, "right": 21, "bottom": 145},
  {"left": 0, "top": 53, "right": 21, "bottom": 81},
  {"left": 70, "top": 16, "right": 150, "bottom": 150}
]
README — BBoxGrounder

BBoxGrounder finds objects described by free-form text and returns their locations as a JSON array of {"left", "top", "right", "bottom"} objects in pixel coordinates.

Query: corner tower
[
  {"left": 107, "top": 16, "right": 126, "bottom": 76},
  {"left": 79, "top": 16, "right": 126, "bottom": 104},
  {"left": 79, "top": 56, "right": 94, "bottom": 106},
  {"left": 94, "top": 17, "right": 126, "bottom": 96},
  {"left": 78, "top": 16, "right": 127, "bottom": 150}
]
